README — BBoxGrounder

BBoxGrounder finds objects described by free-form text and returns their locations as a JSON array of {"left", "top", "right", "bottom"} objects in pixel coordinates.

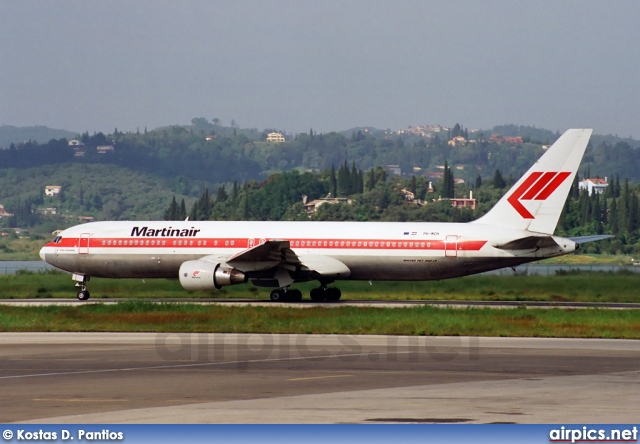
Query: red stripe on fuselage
[{"left": 45, "top": 238, "right": 488, "bottom": 252}]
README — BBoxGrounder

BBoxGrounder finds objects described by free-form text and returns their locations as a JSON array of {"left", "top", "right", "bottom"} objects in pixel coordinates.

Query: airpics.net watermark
[
  {"left": 549, "top": 426, "right": 638, "bottom": 443},
  {"left": 153, "top": 334, "right": 480, "bottom": 372}
]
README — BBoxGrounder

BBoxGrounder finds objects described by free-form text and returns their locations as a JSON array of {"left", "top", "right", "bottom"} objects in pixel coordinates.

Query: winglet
[{"left": 472, "top": 129, "right": 593, "bottom": 234}]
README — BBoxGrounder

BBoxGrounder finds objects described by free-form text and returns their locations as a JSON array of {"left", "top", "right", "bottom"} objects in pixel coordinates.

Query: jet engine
[{"left": 179, "top": 260, "right": 246, "bottom": 291}]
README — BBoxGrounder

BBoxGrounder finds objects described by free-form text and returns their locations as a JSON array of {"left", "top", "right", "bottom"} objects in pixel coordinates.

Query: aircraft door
[
  {"left": 445, "top": 235, "right": 458, "bottom": 258},
  {"left": 79, "top": 233, "right": 90, "bottom": 254}
]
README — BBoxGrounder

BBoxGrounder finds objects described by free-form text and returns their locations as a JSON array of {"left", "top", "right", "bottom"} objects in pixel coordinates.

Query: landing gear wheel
[
  {"left": 310, "top": 287, "right": 324, "bottom": 302},
  {"left": 77, "top": 290, "right": 90, "bottom": 301},
  {"left": 325, "top": 287, "right": 341, "bottom": 302},
  {"left": 288, "top": 289, "right": 303, "bottom": 302},
  {"left": 270, "top": 289, "right": 285, "bottom": 302}
]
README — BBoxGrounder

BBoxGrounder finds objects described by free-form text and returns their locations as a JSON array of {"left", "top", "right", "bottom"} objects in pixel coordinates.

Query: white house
[
  {"left": 578, "top": 178, "right": 608, "bottom": 196},
  {"left": 266, "top": 132, "right": 285, "bottom": 143},
  {"left": 45, "top": 185, "right": 62, "bottom": 197}
]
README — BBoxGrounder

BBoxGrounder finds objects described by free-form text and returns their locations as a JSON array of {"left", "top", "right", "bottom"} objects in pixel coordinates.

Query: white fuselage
[{"left": 40, "top": 220, "right": 577, "bottom": 283}]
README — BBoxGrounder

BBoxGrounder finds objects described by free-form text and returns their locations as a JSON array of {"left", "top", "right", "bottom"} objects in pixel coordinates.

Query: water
[
  {"left": 0, "top": 261, "right": 56, "bottom": 275},
  {"left": 483, "top": 263, "right": 640, "bottom": 276}
]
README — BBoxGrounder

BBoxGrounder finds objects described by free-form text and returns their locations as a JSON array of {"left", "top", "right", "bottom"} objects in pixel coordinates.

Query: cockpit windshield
[{"left": 52, "top": 236, "right": 62, "bottom": 244}]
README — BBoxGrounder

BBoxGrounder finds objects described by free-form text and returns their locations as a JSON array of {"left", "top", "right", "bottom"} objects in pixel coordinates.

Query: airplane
[{"left": 40, "top": 128, "right": 610, "bottom": 302}]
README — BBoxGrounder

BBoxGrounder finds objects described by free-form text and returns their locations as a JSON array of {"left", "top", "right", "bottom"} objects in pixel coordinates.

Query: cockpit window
[{"left": 52, "top": 236, "right": 62, "bottom": 244}]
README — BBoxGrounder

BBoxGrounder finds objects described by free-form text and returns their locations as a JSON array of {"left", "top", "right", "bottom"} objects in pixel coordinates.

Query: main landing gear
[
  {"left": 270, "top": 288, "right": 303, "bottom": 302},
  {"left": 269, "top": 286, "right": 341, "bottom": 302},
  {"left": 310, "top": 286, "right": 341, "bottom": 302},
  {"left": 73, "top": 274, "right": 91, "bottom": 301}
]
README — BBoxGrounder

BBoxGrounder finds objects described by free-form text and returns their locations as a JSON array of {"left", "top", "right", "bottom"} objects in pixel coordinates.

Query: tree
[
  {"left": 441, "top": 161, "right": 455, "bottom": 198},
  {"left": 475, "top": 174, "right": 482, "bottom": 189},
  {"left": 451, "top": 123, "right": 462, "bottom": 138},
  {"left": 329, "top": 165, "right": 337, "bottom": 197},
  {"left": 337, "top": 160, "right": 350, "bottom": 196},
  {"left": 179, "top": 199, "right": 187, "bottom": 220},
  {"left": 492, "top": 169, "right": 506, "bottom": 189}
]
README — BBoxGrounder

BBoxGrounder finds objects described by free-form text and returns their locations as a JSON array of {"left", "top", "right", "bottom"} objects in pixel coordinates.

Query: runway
[
  {"left": 2, "top": 298, "right": 640, "bottom": 309},
  {"left": 1, "top": 333, "right": 639, "bottom": 423}
]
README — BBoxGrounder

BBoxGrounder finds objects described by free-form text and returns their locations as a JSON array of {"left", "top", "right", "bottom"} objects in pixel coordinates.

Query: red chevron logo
[{"left": 507, "top": 171, "right": 571, "bottom": 218}]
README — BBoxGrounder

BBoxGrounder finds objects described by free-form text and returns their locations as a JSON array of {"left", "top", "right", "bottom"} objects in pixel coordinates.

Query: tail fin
[{"left": 472, "top": 128, "right": 593, "bottom": 234}]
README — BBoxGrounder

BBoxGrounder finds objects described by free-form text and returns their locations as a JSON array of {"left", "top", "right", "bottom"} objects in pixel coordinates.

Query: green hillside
[
  {"left": 0, "top": 125, "right": 77, "bottom": 147},
  {"left": 0, "top": 163, "right": 200, "bottom": 226}
]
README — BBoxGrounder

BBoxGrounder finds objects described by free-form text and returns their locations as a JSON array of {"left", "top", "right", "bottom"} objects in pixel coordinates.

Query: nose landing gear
[{"left": 73, "top": 274, "right": 91, "bottom": 301}]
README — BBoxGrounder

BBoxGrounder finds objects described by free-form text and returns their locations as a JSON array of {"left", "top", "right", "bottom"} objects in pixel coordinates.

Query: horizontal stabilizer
[
  {"left": 569, "top": 235, "right": 614, "bottom": 244},
  {"left": 494, "top": 236, "right": 559, "bottom": 250}
]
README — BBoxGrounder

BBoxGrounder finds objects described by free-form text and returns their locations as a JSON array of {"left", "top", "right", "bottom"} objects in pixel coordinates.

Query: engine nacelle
[{"left": 179, "top": 260, "right": 246, "bottom": 291}]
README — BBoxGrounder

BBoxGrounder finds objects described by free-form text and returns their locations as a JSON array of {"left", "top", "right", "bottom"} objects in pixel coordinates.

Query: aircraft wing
[
  {"left": 228, "top": 239, "right": 298, "bottom": 265},
  {"left": 224, "top": 239, "right": 350, "bottom": 285}
]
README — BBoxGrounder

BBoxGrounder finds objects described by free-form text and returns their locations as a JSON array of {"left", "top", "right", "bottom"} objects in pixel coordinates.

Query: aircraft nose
[{"left": 39, "top": 247, "right": 46, "bottom": 261}]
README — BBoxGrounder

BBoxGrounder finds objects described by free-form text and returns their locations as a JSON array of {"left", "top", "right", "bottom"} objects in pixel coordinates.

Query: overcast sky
[{"left": 2, "top": 1, "right": 639, "bottom": 138}]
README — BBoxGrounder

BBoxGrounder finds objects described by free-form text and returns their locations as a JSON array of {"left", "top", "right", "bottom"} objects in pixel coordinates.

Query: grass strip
[
  {"left": 2, "top": 271, "right": 640, "bottom": 303},
  {"left": 1, "top": 302, "right": 639, "bottom": 339}
]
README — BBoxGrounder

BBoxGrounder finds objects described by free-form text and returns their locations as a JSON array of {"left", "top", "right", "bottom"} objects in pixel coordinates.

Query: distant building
[
  {"left": 266, "top": 132, "right": 285, "bottom": 143},
  {"left": 384, "top": 165, "right": 402, "bottom": 176},
  {"left": 302, "top": 196, "right": 351, "bottom": 214},
  {"left": 45, "top": 185, "right": 62, "bottom": 197},
  {"left": 97, "top": 145, "right": 115, "bottom": 154},
  {"left": 401, "top": 189, "right": 425, "bottom": 206},
  {"left": 68, "top": 140, "right": 83, "bottom": 147},
  {"left": 447, "top": 136, "right": 467, "bottom": 147},
  {"left": 78, "top": 216, "right": 95, "bottom": 223},
  {"left": 490, "top": 134, "right": 523, "bottom": 144},
  {"left": 396, "top": 124, "right": 448, "bottom": 138},
  {"left": 425, "top": 171, "right": 444, "bottom": 181},
  {"left": 438, "top": 191, "right": 476, "bottom": 210},
  {"left": 0, "top": 204, "right": 13, "bottom": 218},
  {"left": 400, "top": 189, "right": 415, "bottom": 202},
  {"left": 579, "top": 178, "right": 608, "bottom": 195}
]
